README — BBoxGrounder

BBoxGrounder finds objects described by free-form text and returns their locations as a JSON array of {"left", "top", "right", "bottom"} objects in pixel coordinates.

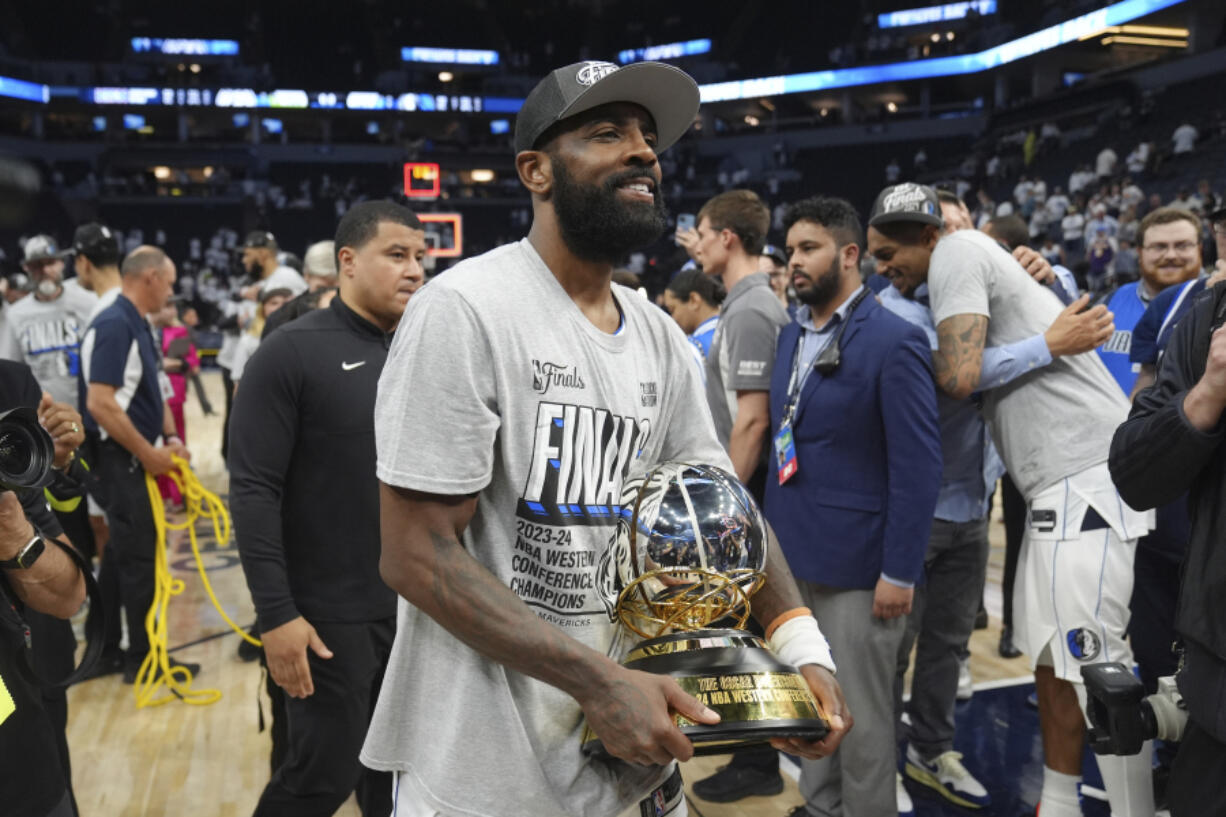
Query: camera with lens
[
  {"left": 1081, "top": 662, "right": 1188, "bottom": 755},
  {"left": 0, "top": 406, "right": 56, "bottom": 492}
]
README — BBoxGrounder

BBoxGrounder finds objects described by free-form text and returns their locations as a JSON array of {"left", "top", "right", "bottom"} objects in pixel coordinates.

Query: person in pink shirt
[{"left": 154, "top": 302, "right": 199, "bottom": 505}]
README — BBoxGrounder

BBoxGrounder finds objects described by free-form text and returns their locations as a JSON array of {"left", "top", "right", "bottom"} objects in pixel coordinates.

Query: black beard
[
  {"left": 550, "top": 156, "right": 668, "bottom": 264},
  {"left": 794, "top": 254, "right": 843, "bottom": 307}
]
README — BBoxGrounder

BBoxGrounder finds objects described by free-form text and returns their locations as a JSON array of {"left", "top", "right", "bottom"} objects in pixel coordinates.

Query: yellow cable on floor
[{"left": 133, "top": 455, "right": 261, "bottom": 708}]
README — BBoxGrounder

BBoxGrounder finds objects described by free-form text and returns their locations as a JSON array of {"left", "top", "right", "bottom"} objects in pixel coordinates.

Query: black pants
[
  {"left": 253, "top": 618, "right": 394, "bottom": 817},
  {"left": 80, "top": 432, "right": 124, "bottom": 655},
  {"left": 1169, "top": 719, "right": 1226, "bottom": 817},
  {"left": 220, "top": 366, "right": 233, "bottom": 463},
  {"left": 1130, "top": 542, "right": 1181, "bottom": 693},
  {"left": 1000, "top": 473, "right": 1026, "bottom": 630},
  {"left": 26, "top": 610, "right": 78, "bottom": 816},
  {"left": 95, "top": 441, "right": 157, "bottom": 664}
]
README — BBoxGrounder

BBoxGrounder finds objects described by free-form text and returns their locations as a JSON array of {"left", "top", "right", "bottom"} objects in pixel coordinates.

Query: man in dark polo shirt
[
  {"left": 81, "top": 246, "right": 192, "bottom": 683},
  {"left": 230, "top": 200, "right": 426, "bottom": 817}
]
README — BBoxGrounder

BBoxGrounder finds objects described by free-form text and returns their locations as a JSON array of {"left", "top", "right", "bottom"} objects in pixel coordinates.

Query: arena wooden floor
[{"left": 64, "top": 370, "right": 1032, "bottom": 817}]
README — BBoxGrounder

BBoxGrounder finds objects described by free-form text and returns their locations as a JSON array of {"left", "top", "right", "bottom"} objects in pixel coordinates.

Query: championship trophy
[{"left": 582, "top": 462, "right": 828, "bottom": 756}]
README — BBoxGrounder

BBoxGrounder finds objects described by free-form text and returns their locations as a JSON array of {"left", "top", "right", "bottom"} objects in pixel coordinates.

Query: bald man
[{"left": 82, "top": 246, "right": 196, "bottom": 683}]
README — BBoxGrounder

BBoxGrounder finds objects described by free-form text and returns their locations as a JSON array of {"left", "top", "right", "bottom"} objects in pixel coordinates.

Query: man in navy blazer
[{"left": 767, "top": 196, "right": 942, "bottom": 817}]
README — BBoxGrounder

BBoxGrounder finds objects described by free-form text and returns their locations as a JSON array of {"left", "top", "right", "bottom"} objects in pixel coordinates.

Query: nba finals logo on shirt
[
  {"left": 576, "top": 61, "right": 619, "bottom": 86},
  {"left": 518, "top": 401, "right": 651, "bottom": 528},
  {"left": 512, "top": 403, "right": 653, "bottom": 622},
  {"left": 19, "top": 319, "right": 83, "bottom": 376},
  {"left": 639, "top": 381, "right": 658, "bottom": 407},
  {"left": 531, "top": 359, "right": 586, "bottom": 394}
]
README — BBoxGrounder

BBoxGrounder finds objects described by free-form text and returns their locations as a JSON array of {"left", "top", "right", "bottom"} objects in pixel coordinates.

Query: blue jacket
[{"left": 765, "top": 297, "right": 942, "bottom": 589}]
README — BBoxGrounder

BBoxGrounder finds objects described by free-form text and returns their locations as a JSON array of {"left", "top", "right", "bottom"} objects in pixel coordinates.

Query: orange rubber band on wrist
[{"left": 765, "top": 606, "right": 812, "bottom": 641}]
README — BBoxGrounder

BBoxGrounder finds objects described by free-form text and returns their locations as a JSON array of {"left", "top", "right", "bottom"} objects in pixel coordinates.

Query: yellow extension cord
[{"left": 133, "top": 455, "right": 261, "bottom": 708}]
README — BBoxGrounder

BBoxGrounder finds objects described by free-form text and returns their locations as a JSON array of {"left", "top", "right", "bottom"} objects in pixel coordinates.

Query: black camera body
[
  {"left": 0, "top": 406, "right": 56, "bottom": 492},
  {"left": 1081, "top": 662, "right": 1188, "bottom": 755}
]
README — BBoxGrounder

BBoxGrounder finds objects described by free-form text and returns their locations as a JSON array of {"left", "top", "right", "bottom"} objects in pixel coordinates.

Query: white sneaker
[
  {"left": 905, "top": 746, "right": 991, "bottom": 809},
  {"left": 896, "top": 772, "right": 915, "bottom": 817},
  {"left": 956, "top": 656, "right": 973, "bottom": 701}
]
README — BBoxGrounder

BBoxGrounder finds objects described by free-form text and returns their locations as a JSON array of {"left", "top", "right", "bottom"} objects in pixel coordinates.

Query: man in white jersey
[
  {"left": 866, "top": 182, "right": 1155, "bottom": 817},
  {"left": 363, "top": 61, "right": 849, "bottom": 817}
]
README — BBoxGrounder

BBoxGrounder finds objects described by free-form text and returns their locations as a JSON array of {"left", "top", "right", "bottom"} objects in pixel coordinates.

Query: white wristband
[{"left": 767, "top": 614, "right": 836, "bottom": 674}]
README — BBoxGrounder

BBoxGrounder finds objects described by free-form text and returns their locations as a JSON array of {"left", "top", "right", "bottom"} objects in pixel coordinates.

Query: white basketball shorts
[{"left": 1013, "top": 462, "right": 1152, "bottom": 683}]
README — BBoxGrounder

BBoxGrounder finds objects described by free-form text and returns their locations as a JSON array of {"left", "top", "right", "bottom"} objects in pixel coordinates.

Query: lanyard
[{"left": 781, "top": 286, "right": 869, "bottom": 426}]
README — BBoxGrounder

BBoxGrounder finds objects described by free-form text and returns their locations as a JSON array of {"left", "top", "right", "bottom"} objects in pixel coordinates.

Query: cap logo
[
  {"left": 882, "top": 183, "right": 928, "bottom": 213},
  {"left": 576, "top": 61, "right": 619, "bottom": 86}
]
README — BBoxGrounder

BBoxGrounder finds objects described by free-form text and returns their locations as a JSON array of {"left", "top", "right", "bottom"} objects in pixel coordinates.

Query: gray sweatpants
[{"left": 797, "top": 582, "right": 906, "bottom": 817}]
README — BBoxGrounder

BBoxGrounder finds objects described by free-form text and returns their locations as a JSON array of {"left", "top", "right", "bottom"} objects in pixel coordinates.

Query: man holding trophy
[{"left": 362, "top": 60, "right": 849, "bottom": 817}]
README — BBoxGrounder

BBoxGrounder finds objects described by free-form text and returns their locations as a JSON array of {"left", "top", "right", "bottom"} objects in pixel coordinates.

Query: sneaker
[
  {"left": 897, "top": 772, "right": 915, "bottom": 816},
  {"left": 905, "top": 747, "right": 991, "bottom": 809},
  {"left": 123, "top": 655, "right": 202, "bottom": 685},
  {"left": 690, "top": 764, "right": 783, "bottom": 802},
  {"left": 974, "top": 607, "right": 989, "bottom": 630},
  {"left": 957, "top": 657, "right": 973, "bottom": 701},
  {"left": 236, "top": 624, "right": 262, "bottom": 662},
  {"left": 999, "top": 625, "right": 1022, "bottom": 658}
]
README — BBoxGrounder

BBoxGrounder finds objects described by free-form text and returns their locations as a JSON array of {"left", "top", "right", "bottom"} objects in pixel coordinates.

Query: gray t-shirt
[
  {"left": 704, "top": 273, "right": 790, "bottom": 447},
  {"left": 364, "top": 239, "right": 731, "bottom": 817},
  {"left": 928, "top": 229, "right": 1130, "bottom": 498},
  {"left": 3, "top": 285, "right": 98, "bottom": 406}
]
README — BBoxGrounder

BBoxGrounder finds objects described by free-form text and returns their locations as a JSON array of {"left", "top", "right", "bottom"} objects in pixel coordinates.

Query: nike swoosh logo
[{"left": 341, "top": 361, "right": 366, "bottom": 371}]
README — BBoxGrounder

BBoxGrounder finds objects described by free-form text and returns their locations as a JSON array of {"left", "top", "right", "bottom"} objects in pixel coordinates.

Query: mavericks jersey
[{"left": 1096, "top": 282, "right": 1149, "bottom": 396}]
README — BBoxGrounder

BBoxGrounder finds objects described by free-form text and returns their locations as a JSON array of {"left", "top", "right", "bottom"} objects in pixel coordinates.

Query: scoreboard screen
[
  {"left": 403, "top": 162, "right": 441, "bottom": 198},
  {"left": 418, "top": 213, "right": 463, "bottom": 258}
]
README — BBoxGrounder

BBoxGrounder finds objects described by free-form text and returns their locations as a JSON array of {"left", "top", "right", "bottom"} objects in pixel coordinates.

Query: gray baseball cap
[
  {"left": 22, "top": 234, "right": 69, "bottom": 264},
  {"left": 868, "top": 183, "right": 944, "bottom": 229},
  {"left": 513, "top": 60, "right": 699, "bottom": 155}
]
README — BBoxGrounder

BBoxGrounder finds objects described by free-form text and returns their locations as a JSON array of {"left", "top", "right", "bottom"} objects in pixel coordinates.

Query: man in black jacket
[
  {"left": 0, "top": 359, "right": 89, "bottom": 817},
  {"left": 1110, "top": 281, "right": 1226, "bottom": 817},
  {"left": 229, "top": 200, "right": 426, "bottom": 817}
]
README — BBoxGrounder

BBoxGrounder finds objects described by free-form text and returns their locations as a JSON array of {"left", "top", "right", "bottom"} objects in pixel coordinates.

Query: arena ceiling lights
[
  {"left": 698, "top": 0, "right": 1189, "bottom": 103},
  {"left": 1078, "top": 25, "right": 1190, "bottom": 48},
  {"left": 400, "top": 47, "right": 500, "bottom": 66},
  {"left": 877, "top": 0, "right": 997, "bottom": 30},
  {"left": 0, "top": 0, "right": 1189, "bottom": 111}
]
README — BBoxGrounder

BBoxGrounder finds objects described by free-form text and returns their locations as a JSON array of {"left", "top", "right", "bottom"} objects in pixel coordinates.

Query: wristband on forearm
[
  {"left": 765, "top": 606, "right": 811, "bottom": 640},
  {"left": 768, "top": 613, "right": 836, "bottom": 674}
]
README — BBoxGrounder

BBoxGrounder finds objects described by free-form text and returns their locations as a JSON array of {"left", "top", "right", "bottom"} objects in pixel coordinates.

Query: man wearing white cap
[
  {"left": 363, "top": 60, "right": 849, "bottom": 817},
  {"left": 2, "top": 236, "right": 97, "bottom": 406}
]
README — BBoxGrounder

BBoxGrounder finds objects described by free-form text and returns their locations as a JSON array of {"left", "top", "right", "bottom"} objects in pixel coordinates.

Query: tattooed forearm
[{"left": 934, "top": 314, "right": 988, "bottom": 399}]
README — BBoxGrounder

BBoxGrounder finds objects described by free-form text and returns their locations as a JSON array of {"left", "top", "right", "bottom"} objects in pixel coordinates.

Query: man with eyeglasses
[
  {"left": 1120, "top": 212, "right": 1225, "bottom": 803},
  {"left": 1096, "top": 208, "right": 1205, "bottom": 397}
]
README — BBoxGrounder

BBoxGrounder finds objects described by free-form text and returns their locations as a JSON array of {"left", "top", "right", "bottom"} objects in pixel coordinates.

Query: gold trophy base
[{"left": 581, "top": 628, "right": 828, "bottom": 757}]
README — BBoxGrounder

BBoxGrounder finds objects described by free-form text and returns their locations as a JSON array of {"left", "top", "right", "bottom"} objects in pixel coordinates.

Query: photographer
[
  {"left": 1110, "top": 281, "right": 1226, "bottom": 816},
  {"left": 1, "top": 360, "right": 89, "bottom": 817}
]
